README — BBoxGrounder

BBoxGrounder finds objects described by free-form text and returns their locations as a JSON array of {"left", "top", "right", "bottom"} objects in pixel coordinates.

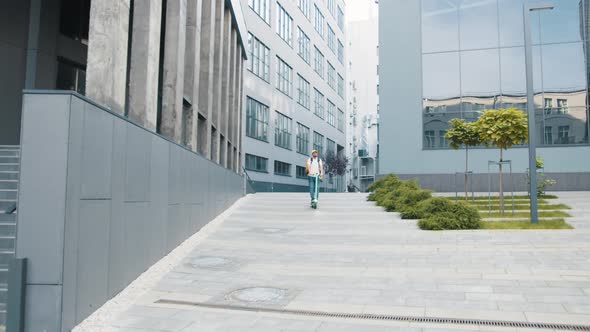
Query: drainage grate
[{"left": 155, "top": 299, "right": 590, "bottom": 331}]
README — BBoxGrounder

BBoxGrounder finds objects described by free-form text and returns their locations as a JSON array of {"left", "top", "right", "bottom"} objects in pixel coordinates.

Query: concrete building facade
[
  {"left": 241, "top": 0, "right": 348, "bottom": 192},
  {"left": 0, "top": 0, "right": 247, "bottom": 172},
  {"left": 379, "top": 0, "right": 590, "bottom": 191},
  {"left": 346, "top": 2, "right": 379, "bottom": 192}
]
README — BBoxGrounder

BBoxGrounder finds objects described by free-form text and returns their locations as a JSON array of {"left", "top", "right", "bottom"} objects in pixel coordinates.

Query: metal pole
[{"left": 523, "top": 3, "right": 539, "bottom": 224}]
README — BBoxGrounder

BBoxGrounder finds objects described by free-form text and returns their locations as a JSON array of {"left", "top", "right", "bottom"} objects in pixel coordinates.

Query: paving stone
[{"left": 77, "top": 192, "right": 590, "bottom": 331}]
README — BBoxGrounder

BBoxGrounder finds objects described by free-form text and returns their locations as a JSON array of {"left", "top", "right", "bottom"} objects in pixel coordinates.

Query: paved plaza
[{"left": 75, "top": 192, "right": 590, "bottom": 332}]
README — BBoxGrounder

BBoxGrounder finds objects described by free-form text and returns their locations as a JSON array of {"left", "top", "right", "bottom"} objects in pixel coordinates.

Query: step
[
  {"left": 0, "top": 152, "right": 19, "bottom": 158},
  {"left": 0, "top": 215, "right": 15, "bottom": 223},
  {"left": 0, "top": 181, "right": 17, "bottom": 190},
  {"left": 0, "top": 238, "right": 15, "bottom": 252},
  {"left": 0, "top": 157, "right": 18, "bottom": 164},
  {"left": 0, "top": 202, "right": 16, "bottom": 214},
  {"left": 0, "top": 253, "right": 15, "bottom": 266},
  {"left": 0, "top": 191, "right": 16, "bottom": 201},
  {"left": 0, "top": 172, "right": 18, "bottom": 181},
  {"left": 0, "top": 224, "right": 16, "bottom": 237},
  {"left": 0, "top": 165, "right": 18, "bottom": 172},
  {"left": 0, "top": 268, "right": 7, "bottom": 286}
]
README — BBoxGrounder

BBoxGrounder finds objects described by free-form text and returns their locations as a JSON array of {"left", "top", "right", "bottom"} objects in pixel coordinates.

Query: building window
[
  {"left": 246, "top": 97, "right": 269, "bottom": 141},
  {"left": 327, "top": 138, "right": 336, "bottom": 154},
  {"left": 337, "top": 74, "right": 344, "bottom": 97},
  {"left": 327, "top": 0, "right": 335, "bottom": 16},
  {"left": 327, "top": 100, "right": 336, "bottom": 127},
  {"left": 276, "top": 3, "right": 293, "bottom": 46},
  {"left": 247, "top": 33, "right": 270, "bottom": 82},
  {"left": 313, "top": 131, "right": 324, "bottom": 156},
  {"left": 327, "top": 25, "right": 336, "bottom": 53},
  {"left": 298, "top": 27, "right": 310, "bottom": 63},
  {"left": 337, "top": 39, "right": 344, "bottom": 63},
  {"left": 248, "top": 0, "right": 270, "bottom": 23},
  {"left": 557, "top": 99, "right": 568, "bottom": 114},
  {"left": 327, "top": 62, "right": 336, "bottom": 90},
  {"left": 296, "top": 123, "right": 310, "bottom": 154},
  {"left": 337, "top": 109, "right": 344, "bottom": 132},
  {"left": 337, "top": 5, "right": 344, "bottom": 31},
  {"left": 314, "top": 5, "right": 324, "bottom": 39},
  {"left": 297, "top": 75, "right": 311, "bottom": 109},
  {"left": 276, "top": 56, "right": 293, "bottom": 96},
  {"left": 544, "top": 126, "right": 553, "bottom": 145},
  {"left": 298, "top": 0, "right": 310, "bottom": 18},
  {"left": 557, "top": 125, "right": 570, "bottom": 144},
  {"left": 296, "top": 165, "right": 307, "bottom": 179},
  {"left": 439, "top": 130, "right": 447, "bottom": 148},
  {"left": 314, "top": 89, "right": 325, "bottom": 119},
  {"left": 314, "top": 46, "right": 324, "bottom": 78},
  {"left": 544, "top": 98, "right": 553, "bottom": 114},
  {"left": 59, "top": 0, "right": 90, "bottom": 43},
  {"left": 275, "top": 112, "right": 292, "bottom": 150},
  {"left": 245, "top": 154, "right": 268, "bottom": 172},
  {"left": 424, "top": 130, "right": 435, "bottom": 148},
  {"left": 56, "top": 58, "right": 86, "bottom": 94},
  {"left": 274, "top": 160, "right": 291, "bottom": 176}
]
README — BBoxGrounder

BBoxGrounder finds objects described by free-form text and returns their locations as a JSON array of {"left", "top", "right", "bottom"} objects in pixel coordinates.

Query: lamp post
[{"left": 523, "top": 1, "right": 554, "bottom": 224}]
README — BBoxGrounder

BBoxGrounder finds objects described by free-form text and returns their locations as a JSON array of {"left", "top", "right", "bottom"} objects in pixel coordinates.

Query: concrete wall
[
  {"left": 15, "top": 91, "right": 244, "bottom": 332},
  {"left": 378, "top": 0, "right": 590, "bottom": 191}
]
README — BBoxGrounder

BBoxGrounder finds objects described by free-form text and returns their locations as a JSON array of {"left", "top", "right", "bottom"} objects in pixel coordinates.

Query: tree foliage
[
  {"left": 324, "top": 150, "right": 349, "bottom": 176},
  {"left": 475, "top": 108, "right": 528, "bottom": 153},
  {"left": 445, "top": 118, "right": 482, "bottom": 149}
]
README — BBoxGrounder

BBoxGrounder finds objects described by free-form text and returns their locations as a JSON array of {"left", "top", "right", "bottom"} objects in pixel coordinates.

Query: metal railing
[{"left": 242, "top": 167, "right": 256, "bottom": 194}]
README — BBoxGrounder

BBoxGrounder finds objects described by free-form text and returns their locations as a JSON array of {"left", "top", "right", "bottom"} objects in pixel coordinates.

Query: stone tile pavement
[{"left": 74, "top": 192, "right": 590, "bottom": 332}]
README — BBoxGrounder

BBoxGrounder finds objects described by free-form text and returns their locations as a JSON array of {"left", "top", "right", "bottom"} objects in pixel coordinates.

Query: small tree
[
  {"left": 324, "top": 150, "right": 349, "bottom": 176},
  {"left": 476, "top": 108, "right": 528, "bottom": 214},
  {"left": 445, "top": 118, "right": 483, "bottom": 200}
]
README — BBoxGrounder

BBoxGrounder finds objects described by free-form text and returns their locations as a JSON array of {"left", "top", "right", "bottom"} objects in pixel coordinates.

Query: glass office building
[
  {"left": 422, "top": 0, "right": 589, "bottom": 149},
  {"left": 379, "top": 0, "right": 590, "bottom": 191}
]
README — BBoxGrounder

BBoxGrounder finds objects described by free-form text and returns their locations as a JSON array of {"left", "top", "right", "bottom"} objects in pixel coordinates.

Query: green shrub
[
  {"left": 367, "top": 174, "right": 400, "bottom": 192},
  {"left": 449, "top": 201, "right": 481, "bottom": 229},
  {"left": 417, "top": 197, "right": 455, "bottom": 216},
  {"left": 394, "top": 188, "right": 432, "bottom": 210},
  {"left": 400, "top": 207, "right": 425, "bottom": 219},
  {"left": 417, "top": 203, "right": 481, "bottom": 230}
]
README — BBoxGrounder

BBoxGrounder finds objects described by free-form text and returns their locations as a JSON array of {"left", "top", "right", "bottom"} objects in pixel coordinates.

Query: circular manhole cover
[
  {"left": 227, "top": 287, "right": 287, "bottom": 304},
  {"left": 187, "top": 256, "right": 232, "bottom": 268}
]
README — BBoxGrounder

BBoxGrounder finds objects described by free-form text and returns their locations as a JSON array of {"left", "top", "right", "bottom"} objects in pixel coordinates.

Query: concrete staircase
[{"left": 0, "top": 146, "right": 20, "bottom": 325}]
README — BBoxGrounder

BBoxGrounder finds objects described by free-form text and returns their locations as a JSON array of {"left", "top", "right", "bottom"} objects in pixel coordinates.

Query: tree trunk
[
  {"left": 465, "top": 146, "right": 469, "bottom": 201},
  {"left": 499, "top": 149, "right": 504, "bottom": 215}
]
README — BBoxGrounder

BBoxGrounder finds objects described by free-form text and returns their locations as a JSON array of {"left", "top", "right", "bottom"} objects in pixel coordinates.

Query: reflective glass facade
[{"left": 421, "top": 0, "right": 590, "bottom": 149}]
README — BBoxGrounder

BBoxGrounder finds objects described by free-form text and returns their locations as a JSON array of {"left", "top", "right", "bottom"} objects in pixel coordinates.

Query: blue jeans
[{"left": 308, "top": 175, "right": 319, "bottom": 201}]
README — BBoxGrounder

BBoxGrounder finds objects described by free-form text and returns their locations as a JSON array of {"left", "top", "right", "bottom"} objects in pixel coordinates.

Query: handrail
[{"left": 242, "top": 167, "right": 256, "bottom": 194}]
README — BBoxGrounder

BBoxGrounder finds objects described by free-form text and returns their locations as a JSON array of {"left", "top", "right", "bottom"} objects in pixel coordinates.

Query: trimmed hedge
[{"left": 368, "top": 174, "right": 481, "bottom": 230}]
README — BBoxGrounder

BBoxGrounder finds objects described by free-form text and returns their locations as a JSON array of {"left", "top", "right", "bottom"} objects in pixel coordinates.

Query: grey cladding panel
[
  {"left": 125, "top": 124, "right": 152, "bottom": 202},
  {"left": 80, "top": 102, "right": 114, "bottom": 199},
  {"left": 76, "top": 200, "right": 111, "bottom": 322},
  {"left": 25, "top": 285, "right": 62, "bottom": 332},
  {"left": 17, "top": 94, "right": 70, "bottom": 285}
]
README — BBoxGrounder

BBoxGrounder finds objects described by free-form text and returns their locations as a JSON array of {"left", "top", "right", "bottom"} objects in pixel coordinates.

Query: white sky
[{"left": 346, "top": 0, "right": 378, "bottom": 23}]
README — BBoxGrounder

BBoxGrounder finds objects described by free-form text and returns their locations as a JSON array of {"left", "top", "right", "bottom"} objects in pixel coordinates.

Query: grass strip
[
  {"left": 469, "top": 195, "right": 557, "bottom": 201},
  {"left": 480, "top": 211, "right": 571, "bottom": 218},
  {"left": 473, "top": 204, "right": 570, "bottom": 211},
  {"left": 482, "top": 219, "right": 573, "bottom": 229}
]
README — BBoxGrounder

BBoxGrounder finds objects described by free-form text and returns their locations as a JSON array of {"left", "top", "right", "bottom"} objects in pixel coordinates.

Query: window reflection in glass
[
  {"left": 459, "top": 0, "right": 499, "bottom": 50},
  {"left": 539, "top": 0, "right": 584, "bottom": 44},
  {"left": 422, "top": 52, "right": 461, "bottom": 112},
  {"left": 422, "top": 0, "right": 460, "bottom": 53},
  {"left": 541, "top": 43, "right": 587, "bottom": 108},
  {"left": 461, "top": 49, "right": 500, "bottom": 109},
  {"left": 541, "top": 107, "right": 588, "bottom": 145}
]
